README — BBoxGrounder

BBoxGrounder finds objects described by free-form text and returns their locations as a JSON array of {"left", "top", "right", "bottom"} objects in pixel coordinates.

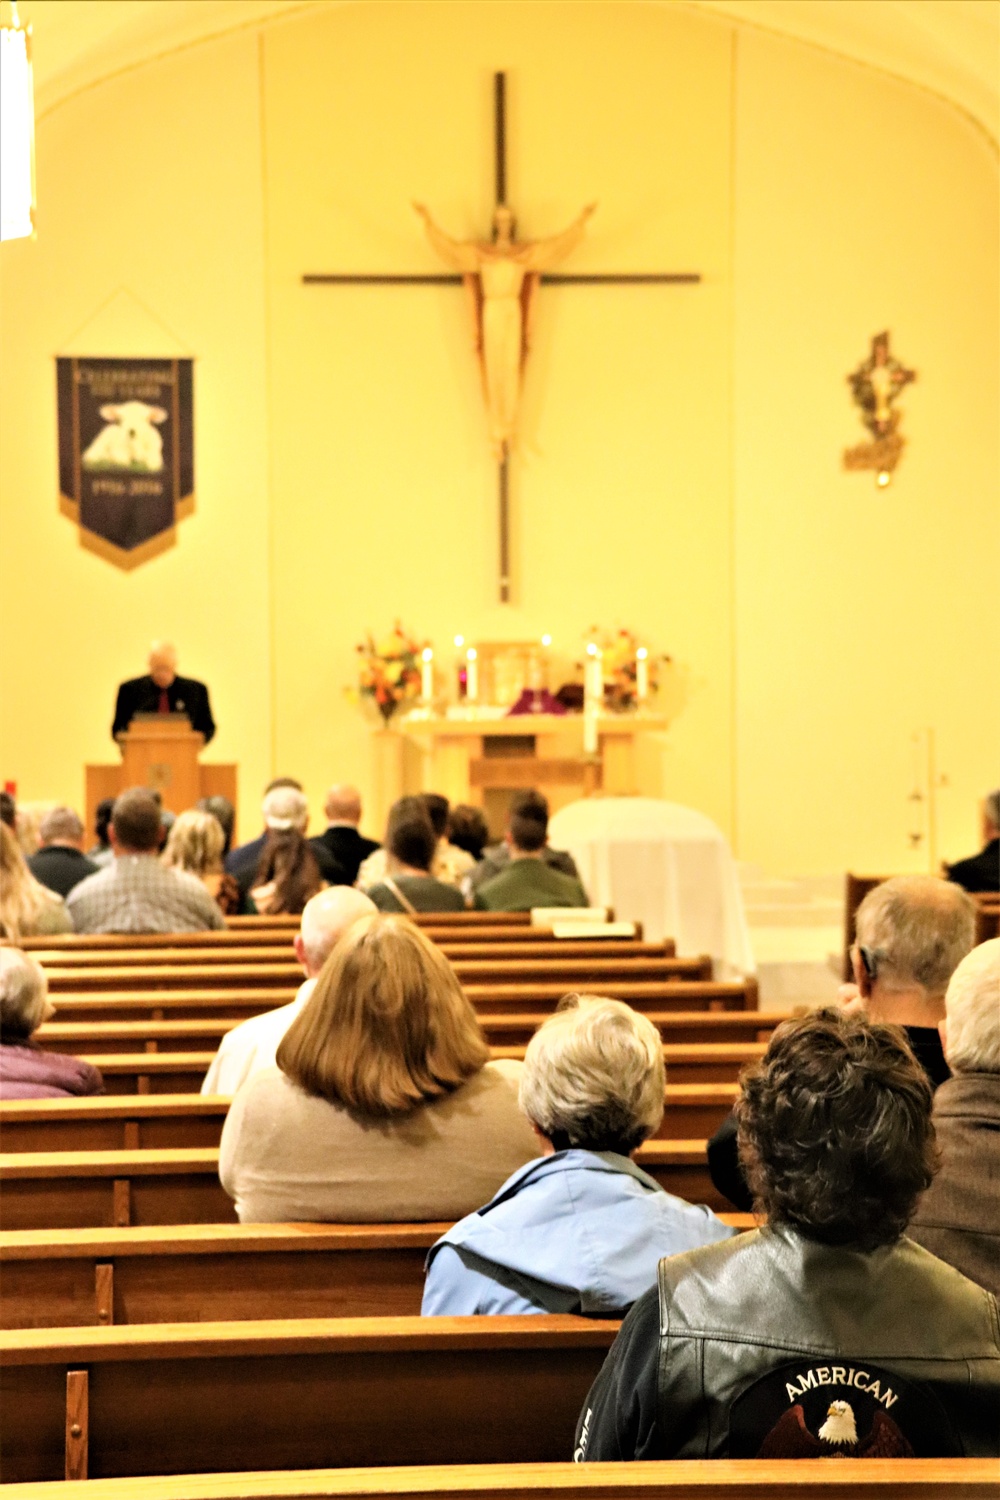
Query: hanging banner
[{"left": 56, "top": 357, "right": 194, "bottom": 568}]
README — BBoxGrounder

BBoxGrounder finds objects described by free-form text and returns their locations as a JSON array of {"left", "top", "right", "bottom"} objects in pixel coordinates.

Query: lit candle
[
  {"left": 585, "top": 643, "right": 599, "bottom": 707},
  {"left": 636, "top": 647, "right": 649, "bottom": 703},
  {"left": 583, "top": 704, "right": 598, "bottom": 755},
  {"left": 466, "top": 647, "right": 478, "bottom": 703},
  {"left": 421, "top": 647, "right": 434, "bottom": 703},
  {"left": 541, "top": 633, "right": 552, "bottom": 648}
]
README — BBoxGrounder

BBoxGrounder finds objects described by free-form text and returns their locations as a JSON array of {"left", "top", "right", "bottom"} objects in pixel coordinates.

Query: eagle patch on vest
[{"left": 729, "top": 1360, "right": 961, "bottom": 1459}]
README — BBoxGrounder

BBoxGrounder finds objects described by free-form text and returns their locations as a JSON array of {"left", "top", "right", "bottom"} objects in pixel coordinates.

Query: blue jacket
[{"left": 422, "top": 1149, "right": 735, "bottom": 1316}]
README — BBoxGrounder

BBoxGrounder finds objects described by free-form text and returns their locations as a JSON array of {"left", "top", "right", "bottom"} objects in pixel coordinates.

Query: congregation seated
[
  {"left": 162, "top": 808, "right": 246, "bottom": 916},
  {"left": 225, "top": 777, "right": 339, "bottom": 897},
  {"left": 422, "top": 995, "right": 734, "bottom": 1317},
  {"left": 366, "top": 797, "right": 466, "bottom": 914},
  {"left": 708, "top": 874, "right": 976, "bottom": 1210},
  {"left": 249, "top": 786, "right": 325, "bottom": 915},
  {"left": 910, "top": 937, "right": 1000, "bottom": 1295},
  {"left": 219, "top": 913, "right": 536, "bottom": 1221},
  {"left": 467, "top": 788, "right": 583, "bottom": 898},
  {"left": 946, "top": 788, "right": 1000, "bottom": 894},
  {"left": 86, "top": 795, "right": 115, "bottom": 868},
  {"left": 196, "top": 793, "right": 236, "bottom": 857},
  {"left": 309, "top": 783, "right": 380, "bottom": 886},
  {"left": 0, "top": 948, "right": 104, "bottom": 1099},
  {"left": 0, "top": 823, "right": 72, "bottom": 938},
  {"left": 475, "top": 790, "right": 589, "bottom": 911},
  {"left": 26, "top": 806, "right": 98, "bottom": 897},
  {"left": 201, "top": 886, "right": 376, "bottom": 1094},
  {"left": 358, "top": 792, "right": 474, "bottom": 892},
  {"left": 66, "top": 788, "right": 225, "bottom": 934},
  {"left": 575, "top": 1008, "right": 1000, "bottom": 1462}
]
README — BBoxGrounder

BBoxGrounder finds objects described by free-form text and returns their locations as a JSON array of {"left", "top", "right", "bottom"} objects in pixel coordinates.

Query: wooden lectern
[
  {"left": 120, "top": 719, "right": 204, "bottom": 811},
  {"left": 85, "top": 719, "right": 238, "bottom": 841}
]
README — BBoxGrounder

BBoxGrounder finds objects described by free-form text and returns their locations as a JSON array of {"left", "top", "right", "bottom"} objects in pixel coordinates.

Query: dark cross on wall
[{"left": 304, "top": 73, "right": 701, "bottom": 603}]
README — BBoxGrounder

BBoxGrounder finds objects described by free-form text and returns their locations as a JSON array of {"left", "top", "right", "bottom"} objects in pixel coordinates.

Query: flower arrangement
[
  {"left": 584, "top": 627, "right": 670, "bottom": 712},
  {"left": 352, "top": 622, "right": 425, "bottom": 723}
]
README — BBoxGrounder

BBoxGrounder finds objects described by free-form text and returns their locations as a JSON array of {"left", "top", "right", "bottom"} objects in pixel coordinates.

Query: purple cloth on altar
[{"left": 507, "top": 689, "right": 567, "bottom": 717}]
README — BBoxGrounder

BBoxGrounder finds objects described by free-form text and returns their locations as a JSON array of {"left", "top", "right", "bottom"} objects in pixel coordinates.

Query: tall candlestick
[
  {"left": 466, "top": 647, "right": 478, "bottom": 703},
  {"left": 421, "top": 647, "right": 434, "bottom": 703},
  {"left": 636, "top": 647, "right": 649, "bottom": 703},
  {"left": 583, "top": 704, "right": 598, "bottom": 755}
]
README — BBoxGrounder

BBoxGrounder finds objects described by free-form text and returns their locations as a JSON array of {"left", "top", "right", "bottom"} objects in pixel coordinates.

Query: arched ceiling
[{"left": 11, "top": 0, "right": 999, "bottom": 146}]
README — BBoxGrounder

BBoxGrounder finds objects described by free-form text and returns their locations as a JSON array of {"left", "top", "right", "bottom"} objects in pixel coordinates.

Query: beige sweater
[{"left": 218, "top": 1059, "right": 538, "bottom": 1223}]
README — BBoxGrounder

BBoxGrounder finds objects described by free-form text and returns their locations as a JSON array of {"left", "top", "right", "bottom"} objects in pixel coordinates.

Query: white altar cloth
[{"left": 548, "top": 798, "right": 755, "bottom": 979}]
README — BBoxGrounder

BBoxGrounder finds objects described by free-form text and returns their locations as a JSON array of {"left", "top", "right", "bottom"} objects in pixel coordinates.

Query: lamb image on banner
[{"left": 56, "top": 357, "right": 194, "bottom": 569}]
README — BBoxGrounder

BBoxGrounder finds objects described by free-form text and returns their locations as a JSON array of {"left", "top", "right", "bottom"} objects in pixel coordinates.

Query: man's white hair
[
  {"left": 299, "top": 886, "right": 376, "bottom": 972},
  {"left": 943, "top": 938, "right": 1000, "bottom": 1074},
  {"left": 0, "top": 948, "right": 52, "bottom": 1038},
  {"left": 519, "top": 994, "right": 664, "bottom": 1152},
  {"left": 854, "top": 875, "right": 976, "bottom": 994}
]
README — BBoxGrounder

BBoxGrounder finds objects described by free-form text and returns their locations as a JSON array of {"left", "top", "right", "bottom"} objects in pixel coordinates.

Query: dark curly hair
[{"left": 735, "top": 1008, "right": 938, "bottom": 1251}]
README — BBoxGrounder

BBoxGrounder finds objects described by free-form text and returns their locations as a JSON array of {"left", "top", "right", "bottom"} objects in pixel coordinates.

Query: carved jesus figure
[{"left": 414, "top": 200, "right": 596, "bottom": 453}]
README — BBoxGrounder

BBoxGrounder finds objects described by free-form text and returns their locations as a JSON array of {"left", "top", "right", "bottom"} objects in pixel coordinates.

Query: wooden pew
[
  {"left": 0, "top": 1213, "right": 756, "bottom": 1330},
  {"left": 0, "top": 1084, "right": 739, "bottom": 1153},
  {"left": 28, "top": 940, "right": 674, "bottom": 968},
  {"left": 0, "top": 1314, "right": 619, "bottom": 1481},
  {"left": 66, "top": 1040, "right": 767, "bottom": 1097},
  {"left": 40, "top": 956, "right": 711, "bottom": 993},
  {"left": 41, "top": 980, "right": 759, "bottom": 1033},
  {"left": 225, "top": 911, "right": 536, "bottom": 928},
  {"left": 0, "top": 1459, "right": 992, "bottom": 1499},
  {"left": 36, "top": 1001, "right": 771, "bottom": 1063},
  {"left": 0, "top": 1140, "right": 721, "bottom": 1230},
  {"left": 21, "top": 921, "right": 634, "bottom": 950}
]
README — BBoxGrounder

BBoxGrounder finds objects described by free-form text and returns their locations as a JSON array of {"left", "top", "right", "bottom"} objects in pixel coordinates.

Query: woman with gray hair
[
  {"left": 422, "top": 995, "right": 733, "bottom": 1316},
  {"left": 0, "top": 949, "right": 104, "bottom": 1099}
]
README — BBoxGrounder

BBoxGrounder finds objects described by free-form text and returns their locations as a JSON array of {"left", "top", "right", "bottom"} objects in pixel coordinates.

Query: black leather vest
[{"left": 655, "top": 1225, "right": 1000, "bottom": 1458}]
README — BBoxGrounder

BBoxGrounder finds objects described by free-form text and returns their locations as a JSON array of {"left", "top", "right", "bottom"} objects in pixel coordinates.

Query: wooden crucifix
[{"left": 304, "top": 73, "right": 700, "bottom": 603}]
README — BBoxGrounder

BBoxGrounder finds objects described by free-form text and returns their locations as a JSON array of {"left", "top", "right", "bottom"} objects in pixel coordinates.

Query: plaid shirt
[{"left": 66, "top": 854, "right": 226, "bottom": 934}]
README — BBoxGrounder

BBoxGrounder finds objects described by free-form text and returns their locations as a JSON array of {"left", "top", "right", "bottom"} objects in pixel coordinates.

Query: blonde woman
[
  {"left": 162, "top": 809, "right": 243, "bottom": 915},
  {"left": 219, "top": 914, "right": 536, "bottom": 1222},
  {"left": 422, "top": 995, "right": 734, "bottom": 1316},
  {"left": 0, "top": 824, "right": 73, "bottom": 938}
]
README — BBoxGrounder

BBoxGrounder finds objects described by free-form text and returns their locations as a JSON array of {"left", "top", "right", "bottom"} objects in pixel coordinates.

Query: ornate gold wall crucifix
[{"left": 304, "top": 73, "right": 701, "bottom": 603}]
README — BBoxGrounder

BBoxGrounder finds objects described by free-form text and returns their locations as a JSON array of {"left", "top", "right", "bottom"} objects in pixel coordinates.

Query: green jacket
[{"left": 475, "top": 857, "right": 588, "bottom": 912}]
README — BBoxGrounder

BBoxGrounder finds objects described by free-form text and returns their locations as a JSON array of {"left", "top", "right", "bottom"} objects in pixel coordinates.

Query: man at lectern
[{"left": 112, "top": 641, "right": 216, "bottom": 745}]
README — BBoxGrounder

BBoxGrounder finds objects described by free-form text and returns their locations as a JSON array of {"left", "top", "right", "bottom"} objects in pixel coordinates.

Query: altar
[{"left": 370, "top": 711, "right": 668, "bottom": 838}]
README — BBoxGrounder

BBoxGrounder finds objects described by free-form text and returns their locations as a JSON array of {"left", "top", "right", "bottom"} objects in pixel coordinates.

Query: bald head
[
  {"left": 324, "top": 785, "right": 362, "bottom": 826},
  {"left": 296, "top": 886, "right": 377, "bottom": 976},
  {"left": 148, "top": 641, "right": 178, "bottom": 689},
  {"left": 855, "top": 875, "right": 977, "bottom": 998}
]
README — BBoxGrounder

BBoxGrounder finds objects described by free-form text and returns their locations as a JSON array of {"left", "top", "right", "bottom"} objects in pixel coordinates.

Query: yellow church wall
[
  {"left": 0, "top": 1, "right": 995, "bottom": 880},
  {"left": 260, "top": 0, "right": 735, "bottom": 838},
  {"left": 732, "top": 28, "right": 999, "bottom": 875},
  {"left": 0, "top": 31, "right": 273, "bottom": 836}
]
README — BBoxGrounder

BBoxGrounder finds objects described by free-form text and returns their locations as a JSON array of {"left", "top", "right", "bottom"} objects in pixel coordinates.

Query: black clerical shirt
[{"left": 112, "top": 674, "right": 216, "bottom": 744}]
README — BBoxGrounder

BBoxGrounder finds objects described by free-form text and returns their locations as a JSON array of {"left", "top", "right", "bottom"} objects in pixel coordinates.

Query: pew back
[{"left": 0, "top": 1315, "right": 618, "bottom": 1481}]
